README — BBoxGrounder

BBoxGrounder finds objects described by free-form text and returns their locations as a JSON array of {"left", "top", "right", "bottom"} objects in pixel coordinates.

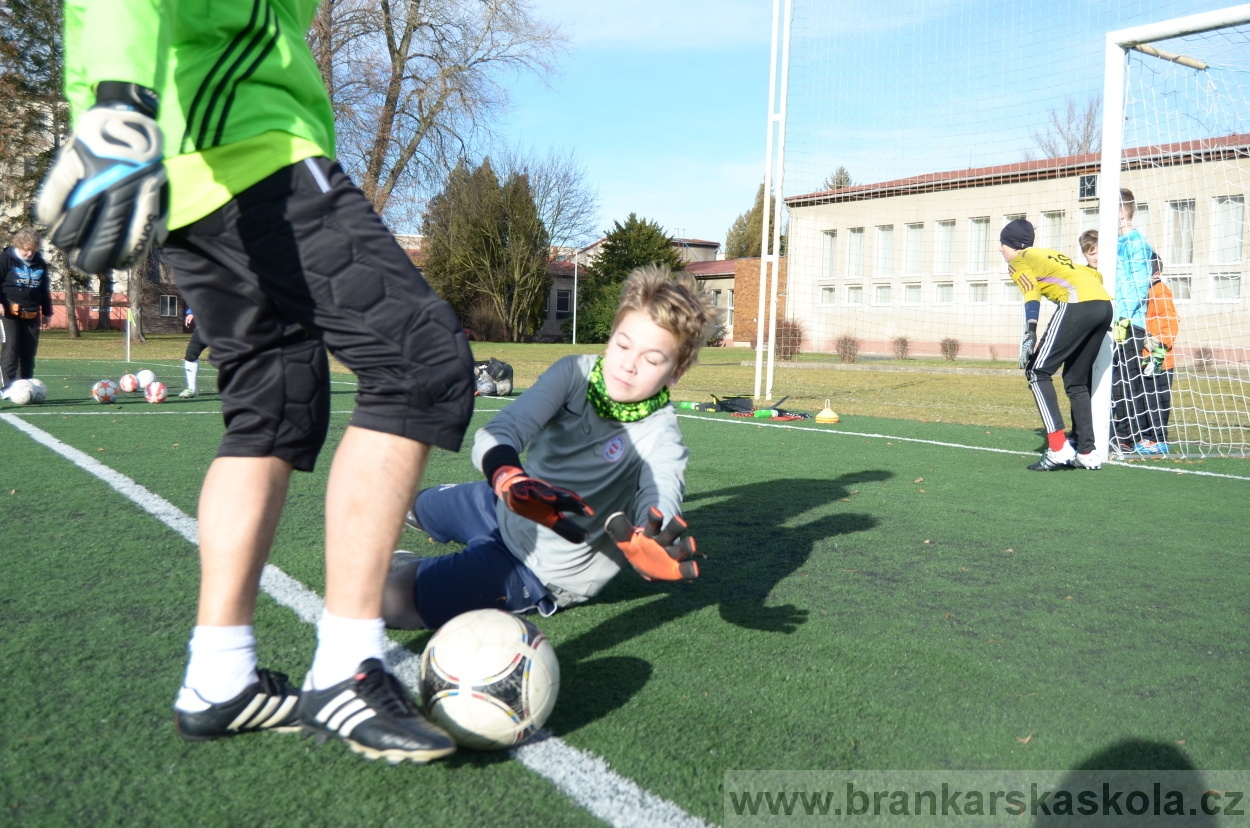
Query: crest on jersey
[{"left": 602, "top": 435, "right": 626, "bottom": 463}]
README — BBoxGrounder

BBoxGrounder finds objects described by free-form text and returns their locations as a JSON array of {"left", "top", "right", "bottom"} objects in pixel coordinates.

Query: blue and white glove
[{"left": 35, "top": 82, "right": 167, "bottom": 275}]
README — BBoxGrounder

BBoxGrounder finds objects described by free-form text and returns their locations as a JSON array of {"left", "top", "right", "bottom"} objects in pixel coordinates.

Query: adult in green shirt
[{"left": 36, "top": 0, "right": 474, "bottom": 765}]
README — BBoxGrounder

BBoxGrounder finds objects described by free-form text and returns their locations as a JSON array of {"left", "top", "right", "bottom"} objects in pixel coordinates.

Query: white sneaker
[
  {"left": 1027, "top": 441, "right": 1076, "bottom": 471},
  {"left": 178, "top": 388, "right": 198, "bottom": 398},
  {"left": 1073, "top": 451, "right": 1101, "bottom": 470}
]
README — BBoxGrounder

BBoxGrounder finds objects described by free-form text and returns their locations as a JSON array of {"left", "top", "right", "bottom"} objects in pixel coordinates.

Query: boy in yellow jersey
[{"left": 1001, "top": 220, "right": 1113, "bottom": 470}]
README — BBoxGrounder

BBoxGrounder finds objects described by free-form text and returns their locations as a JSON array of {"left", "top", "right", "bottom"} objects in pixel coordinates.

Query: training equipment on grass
[
  {"left": 119, "top": 373, "right": 139, "bottom": 393},
  {"left": 419, "top": 609, "right": 560, "bottom": 750},
  {"left": 92, "top": 379, "right": 119, "bottom": 404},
  {"left": 816, "top": 400, "right": 840, "bottom": 424},
  {"left": 135, "top": 369, "right": 156, "bottom": 389},
  {"left": 7, "top": 380, "right": 35, "bottom": 405},
  {"left": 28, "top": 378, "right": 46, "bottom": 403},
  {"left": 144, "top": 381, "right": 167, "bottom": 404}
]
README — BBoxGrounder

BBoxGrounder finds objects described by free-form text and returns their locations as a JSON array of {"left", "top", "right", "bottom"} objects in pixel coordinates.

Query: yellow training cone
[{"left": 816, "top": 399, "right": 839, "bottom": 424}]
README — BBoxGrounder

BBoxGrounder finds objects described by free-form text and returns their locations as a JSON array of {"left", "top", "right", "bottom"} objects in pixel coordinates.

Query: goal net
[{"left": 773, "top": 2, "right": 1250, "bottom": 456}]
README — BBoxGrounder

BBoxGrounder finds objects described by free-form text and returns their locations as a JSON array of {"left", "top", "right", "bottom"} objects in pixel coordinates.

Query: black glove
[
  {"left": 1019, "top": 330, "right": 1037, "bottom": 369},
  {"left": 605, "top": 507, "right": 702, "bottom": 581},
  {"left": 35, "top": 82, "right": 167, "bottom": 274}
]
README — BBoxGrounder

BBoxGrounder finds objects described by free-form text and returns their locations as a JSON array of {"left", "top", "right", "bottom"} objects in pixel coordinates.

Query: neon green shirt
[{"left": 64, "top": 0, "right": 336, "bottom": 229}]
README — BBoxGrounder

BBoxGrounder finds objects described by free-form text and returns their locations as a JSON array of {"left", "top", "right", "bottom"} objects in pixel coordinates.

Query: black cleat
[
  {"left": 1027, "top": 444, "right": 1076, "bottom": 471},
  {"left": 174, "top": 669, "right": 301, "bottom": 742},
  {"left": 296, "top": 659, "right": 455, "bottom": 764}
]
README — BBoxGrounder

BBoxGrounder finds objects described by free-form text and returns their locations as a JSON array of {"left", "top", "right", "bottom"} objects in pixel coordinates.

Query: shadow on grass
[
  {"left": 1033, "top": 739, "right": 1212, "bottom": 826},
  {"left": 549, "top": 470, "right": 888, "bottom": 735}
]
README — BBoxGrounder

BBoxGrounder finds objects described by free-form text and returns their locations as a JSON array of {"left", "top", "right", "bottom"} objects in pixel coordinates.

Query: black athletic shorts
[{"left": 163, "top": 157, "right": 474, "bottom": 471}]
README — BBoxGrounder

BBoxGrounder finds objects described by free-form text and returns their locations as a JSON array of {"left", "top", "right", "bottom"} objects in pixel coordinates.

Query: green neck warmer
[{"left": 587, "top": 357, "right": 669, "bottom": 422}]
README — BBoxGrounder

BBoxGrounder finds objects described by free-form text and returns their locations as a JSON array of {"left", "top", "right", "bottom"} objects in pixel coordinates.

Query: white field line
[
  {"left": 0, "top": 412, "right": 710, "bottom": 828},
  {"left": 675, "top": 413, "right": 1250, "bottom": 482}
]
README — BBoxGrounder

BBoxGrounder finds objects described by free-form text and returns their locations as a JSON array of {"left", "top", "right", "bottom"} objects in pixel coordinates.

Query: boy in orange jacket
[{"left": 1138, "top": 252, "right": 1179, "bottom": 454}]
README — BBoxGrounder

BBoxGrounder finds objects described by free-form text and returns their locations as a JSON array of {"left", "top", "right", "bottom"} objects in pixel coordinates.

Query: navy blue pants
[{"left": 411, "top": 481, "right": 556, "bottom": 629}]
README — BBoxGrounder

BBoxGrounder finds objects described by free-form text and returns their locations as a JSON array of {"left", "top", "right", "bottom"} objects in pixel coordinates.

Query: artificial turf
[{"left": 2, "top": 356, "right": 1247, "bottom": 825}]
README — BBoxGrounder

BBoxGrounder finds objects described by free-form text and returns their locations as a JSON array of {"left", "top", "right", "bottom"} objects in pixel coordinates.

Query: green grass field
[{"left": 2, "top": 349, "right": 1248, "bottom": 826}]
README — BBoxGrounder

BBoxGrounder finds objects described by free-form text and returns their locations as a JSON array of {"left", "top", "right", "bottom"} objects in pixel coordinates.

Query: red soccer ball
[{"left": 145, "top": 381, "right": 168, "bottom": 404}]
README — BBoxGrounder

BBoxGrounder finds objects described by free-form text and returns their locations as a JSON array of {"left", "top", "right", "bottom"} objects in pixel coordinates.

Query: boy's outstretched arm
[
  {"left": 482, "top": 444, "right": 594, "bottom": 543},
  {"left": 605, "top": 507, "right": 702, "bottom": 582}
]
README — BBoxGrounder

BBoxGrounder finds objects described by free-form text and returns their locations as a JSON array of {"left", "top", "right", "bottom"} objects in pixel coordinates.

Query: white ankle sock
[
  {"left": 310, "top": 612, "right": 387, "bottom": 690},
  {"left": 180, "top": 625, "right": 258, "bottom": 707},
  {"left": 184, "top": 359, "right": 199, "bottom": 393}
]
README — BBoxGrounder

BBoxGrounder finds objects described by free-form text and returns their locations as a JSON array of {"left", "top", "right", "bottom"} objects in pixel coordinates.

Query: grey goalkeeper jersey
[{"left": 472, "top": 354, "right": 688, "bottom": 604}]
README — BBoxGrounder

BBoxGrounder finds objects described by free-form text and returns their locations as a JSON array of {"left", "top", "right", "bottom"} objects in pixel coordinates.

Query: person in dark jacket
[{"left": 1, "top": 227, "right": 54, "bottom": 397}]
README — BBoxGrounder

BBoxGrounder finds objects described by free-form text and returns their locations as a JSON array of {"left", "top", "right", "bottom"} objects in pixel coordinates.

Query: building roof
[
  {"left": 685, "top": 259, "right": 738, "bottom": 277},
  {"left": 547, "top": 259, "right": 578, "bottom": 276},
  {"left": 786, "top": 133, "right": 1250, "bottom": 207},
  {"left": 672, "top": 237, "right": 720, "bottom": 248}
]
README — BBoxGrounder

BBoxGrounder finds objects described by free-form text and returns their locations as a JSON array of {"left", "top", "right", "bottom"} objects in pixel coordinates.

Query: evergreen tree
[
  {"left": 821, "top": 165, "right": 853, "bottom": 191},
  {"left": 569, "top": 214, "right": 684, "bottom": 343},
  {"left": 723, "top": 184, "right": 786, "bottom": 259}
]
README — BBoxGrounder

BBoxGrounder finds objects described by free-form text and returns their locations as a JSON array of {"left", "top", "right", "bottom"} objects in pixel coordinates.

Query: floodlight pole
[
  {"left": 572, "top": 253, "right": 578, "bottom": 345},
  {"left": 754, "top": 0, "right": 792, "bottom": 401}
]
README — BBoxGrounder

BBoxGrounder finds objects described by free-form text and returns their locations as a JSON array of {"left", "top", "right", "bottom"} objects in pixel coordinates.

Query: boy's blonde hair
[
  {"left": 1079, "top": 229, "right": 1098, "bottom": 254},
  {"left": 613, "top": 264, "right": 716, "bottom": 376},
  {"left": 12, "top": 227, "right": 40, "bottom": 250}
]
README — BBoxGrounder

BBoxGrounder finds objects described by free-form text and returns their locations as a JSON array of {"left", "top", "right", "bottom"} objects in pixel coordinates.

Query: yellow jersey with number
[{"left": 1008, "top": 247, "right": 1111, "bottom": 304}]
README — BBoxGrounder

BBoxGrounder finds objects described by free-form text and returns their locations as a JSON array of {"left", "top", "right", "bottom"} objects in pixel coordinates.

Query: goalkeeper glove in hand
[
  {"left": 35, "top": 82, "right": 167, "bottom": 274},
  {"left": 1112, "top": 318, "right": 1131, "bottom": 344},
  {"left": 492, "top": 466, "right": 593, "bottom": 543},
  {"left": 1018, "top": 330, "right": 1037, "bottom": 369},
  {"left": 1143, "top": 332, "right": 1163, "bottom": 352},
  {"left": 605, "top": 507, "right": 702, "bottom": 582}
]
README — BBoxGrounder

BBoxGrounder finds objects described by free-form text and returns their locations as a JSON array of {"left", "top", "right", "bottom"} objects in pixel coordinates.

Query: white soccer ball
[
  {"left": 92, "top": 379, "right": 119, "bottom": 404},
  {"left": 119, "top": 373, "right": 140, "bottom": 393},
  {"left": 136, "top": 369, "right": 156, "bottom": 389},
  {"left": 7, "top": 379, "right": 34, "bottom": 405},
  {"left": 419, "top": 609, "right": 560, "bottom": 750},
  {"left": 28, "top": 378, "right": 46, "bottom": 403},
  {"left": 145, "top": 381, "right": 168, "bottom": 404}
]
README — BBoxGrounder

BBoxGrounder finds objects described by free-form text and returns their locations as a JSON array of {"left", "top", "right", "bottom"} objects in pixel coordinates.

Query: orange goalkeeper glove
[
  {"left": 492, "top": 466, "right": 594, "bottom": 543},
  {"left": 605, "top": 507, "right": 702, "bottom": 582}
]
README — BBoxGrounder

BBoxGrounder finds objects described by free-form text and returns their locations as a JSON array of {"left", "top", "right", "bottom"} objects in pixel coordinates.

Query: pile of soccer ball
[
  {"left": 5, "top": 378, "right": 48, "bottom": 405},
  {"left": 93, "top": 368, "right": 167, "bottom": 404}
]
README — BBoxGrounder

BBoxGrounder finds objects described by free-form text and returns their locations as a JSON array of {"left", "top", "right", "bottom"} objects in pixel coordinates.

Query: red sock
[{"left": 1048, "top": 430, "right": 1068, "bottom": 452}]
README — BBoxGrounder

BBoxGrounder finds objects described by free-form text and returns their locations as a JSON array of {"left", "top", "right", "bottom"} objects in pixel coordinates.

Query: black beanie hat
[{"left": 1000, "top": 219, "right": 1035, "bottom": 250}]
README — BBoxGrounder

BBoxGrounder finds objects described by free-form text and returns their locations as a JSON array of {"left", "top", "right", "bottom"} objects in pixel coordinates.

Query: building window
[
  {"left": 1166, "top": 200, "right": 1194, "bottom": 264},
  {"left": 1079, "top": 173, "right": 1098, "bottom": 200},
  {"left": 935, "top": 282, "right": 954, "bottom": 304},
  {"left": 819, "top": 285, "right": 836, "bottom": 305},
  {"left": 1211, "top": 195, "right": 1245, "bottom": 263},
  {"left": 555, "top": 289, "right": 572, "bottom": 320},
  {"left": 847, "top": 285, "right": 864, "bottom": 305},
  {"left": 847, "top": 228, "right": 864, "bottom": 278},
  {"left": 1135, "top": 202, "right": 1150, "bottom": 237},
  {"left": 1081, "top": 206, "right": 1099, "bottom": 232},
  {"left": 968, "top": 282, "right": 989, "bottom": 303},
  {"left": 710, "top": 289, "right": 721, "bottom": 307},
  {"left": 1001, "top": 280, "right": 1019, "bottom": 303},
  {"left": 159, "top": 295, "right": 180, "bottom": 317},
  {"left": 904, "top": 223, "right": 923, "bottom": 274},
  {"left": 875, "top": 225, "right": 894, "bottom": 276},
  {"left": 727, "top": 289, "right": 734, "bottom": 326},
  {"left": 969, "top": 217, "right": 990, "bottom": 273},
  {"left": 874, "top": 284, "right": 892, "bottom": 305},
  {"left": 1170, "top": 276, "right": 1192, "bottom": 301},
  {"left": 1213, "top": 273, "right": 1242, "bottom": 301},
  {"left": 822, "top": 229, "right": 838, "bottom": 278},
  {"left": 903, "top": 283, "right": 922, "bottom": 304},
  {"left": 1041, "top": 211, "right": 1065, "bottom": 250},
  {"left": 935, "top": 220, "right": 955, "bottom": 274}
]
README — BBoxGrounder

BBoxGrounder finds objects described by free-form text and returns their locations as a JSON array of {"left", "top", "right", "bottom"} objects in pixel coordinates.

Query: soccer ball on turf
[
  {"left": 119, "top": 373, "right": 140, "bottom": 393},
  {"left": 419, "top": 609, "right": 560, "bottom": 750},
  {"left": 28, "top": 378, "right": 46, "bottom": 403},
  {"left": 145, "top": 381, "right": 168, "bottom": 404},
  {"left": 136, "top": 369, "right": 156, "bottom": 389},
  {"left": 92, "top": 379, "right": 119, "bottom": 404},
  {"left": 7, "top": 379, "right": 35, "bottom": 405}
]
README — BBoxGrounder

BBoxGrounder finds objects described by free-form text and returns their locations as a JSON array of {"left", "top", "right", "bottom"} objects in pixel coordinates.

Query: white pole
[
  {"left": 572, "top": 253, "right": 578, "bottom": 345},
  {"left": 754, "top": 0, "right": 782, "bottom": 401},
  {"left": 764, "top": 0, "right": 793, "bottom": 402}
]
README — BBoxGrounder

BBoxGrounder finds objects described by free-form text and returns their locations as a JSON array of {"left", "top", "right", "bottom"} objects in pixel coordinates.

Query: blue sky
[
  {"left": 501, "top": 0, "right": 775, "bottom": 247},
  {"left": 499, "top": 0, "right": 1243, "bottom": 249}
]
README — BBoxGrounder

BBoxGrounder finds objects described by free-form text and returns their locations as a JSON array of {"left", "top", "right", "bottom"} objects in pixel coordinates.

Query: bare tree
[
  {"left": 1027, "top": 97, "right": 1101, "bottom": 159},
  {"left": 310, "top": 0, "right": 563, "bottom": 225},
  {"left": 497, "top": 145, "right": 598, "bottom": 250}
]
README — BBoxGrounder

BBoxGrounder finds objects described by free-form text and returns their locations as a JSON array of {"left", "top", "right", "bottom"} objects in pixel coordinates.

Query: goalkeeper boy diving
[{"left": 383, "top": 265, "right": 716, "bottom": 630}]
